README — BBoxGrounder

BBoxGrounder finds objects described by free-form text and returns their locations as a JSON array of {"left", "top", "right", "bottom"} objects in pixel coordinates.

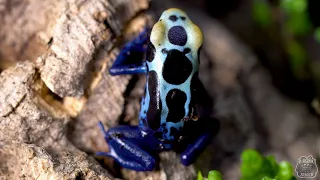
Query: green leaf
[
  {"left": 262, "top": 177, "right": 277, "bottom": 180},
  {"left": 280, "top": 0, "right": 307, "bottom": 14},
  {"left": 240, "top": 149, "right": 296, "bottom": 180},
  {"left": 241, "top": 149, "right": 264, "bottom": 178},
  {"left": 208, "top": 170, "right": 223, "bottom": 180},
  {"left": 277, "top": 161, "right": 294, "bottom": 180},
  {"left": 286, "top": 40, "right": 308, "bottom": 79},
  {"left": 314, "top": 27, "right": 320, "bottom": 43},
  {"left": 285, "top": 12, "right": 312, "bottom": 35},
  {"left": 258, "top": 156, "right": 278, "bottom": 178},
  {"left": 198, "top": 171, "right": 204, "bottom": 180},
  {"left": 252, "top": 0, "right": 272, "bottom": 27}
]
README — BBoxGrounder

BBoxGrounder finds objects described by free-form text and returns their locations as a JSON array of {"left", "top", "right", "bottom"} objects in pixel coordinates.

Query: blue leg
[
  {"left": 110, "top": 28, "right": 149, "bottom": 75},
  {"left": 180, "top": 119, "right": 220, "bottom": 166},
  {"left": 96, "top": 122, "right": 159, "bottom": 171}
]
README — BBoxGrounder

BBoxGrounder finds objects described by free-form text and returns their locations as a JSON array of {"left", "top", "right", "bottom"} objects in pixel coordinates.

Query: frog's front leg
[
  {"left": 109, "top": 28, "right": 149, "bottom": 75},
  {"left": 96, "top": 122, "right": 158, "bottom": 171},
  {"left": 180, "top": 118, "right": 220, "bottom": 166}
]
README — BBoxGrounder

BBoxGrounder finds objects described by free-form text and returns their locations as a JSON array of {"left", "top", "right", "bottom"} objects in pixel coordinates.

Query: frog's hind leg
[
  {"left": 109, "top": 28, "right": 149, "bottom": 75},
  {"left": 180, "top": 118, "right": 220, "bottom": 166},
  {"left": 96, "top": 122, "right": 158, "bottom": 171}
]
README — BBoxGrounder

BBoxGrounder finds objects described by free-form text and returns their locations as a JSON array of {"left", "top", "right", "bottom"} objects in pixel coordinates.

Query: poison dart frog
[{"left": 97, "top": 8, "right": 219, "bottom": 171}]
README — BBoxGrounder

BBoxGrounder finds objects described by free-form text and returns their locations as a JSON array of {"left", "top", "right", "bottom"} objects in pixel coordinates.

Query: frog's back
[{"left": 139, "top": 8, "right": 203, "bottom": 141}]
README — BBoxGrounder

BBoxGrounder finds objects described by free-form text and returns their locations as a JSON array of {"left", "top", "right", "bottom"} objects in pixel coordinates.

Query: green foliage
[
  {"left": 252, "top": 0, "right": 272, "bottom": 27},
  {"left": 315, "top": 27, "right": 320, "bottom": 43},
  {"left": 284, "top": 12, "right": 311, "bottom": 35},
  {"left": 208, "top": 170, "right": 223, "bottom": 180},
  {"left": 198, "top": 171, "right": 204, "bottom": 180},
  {"left": 280, "top": 0, "right": 307, "bottom": 14},
  {"left": 197, "top": 170, "right": 223, "bottom": 180},
  {"left": 280, "top": 0, "right": 311, "bottom": 35},
  {"left": 240, "top": 149, "right": 296, "bottom": 180},
  {"left": 286, "top": 40, "right": 309, "bottom": 79},
  {"left": 197, "top": 149, "right": 295, "bottom": 180},
  {"left": 251, "top": 0, "right": 312, "bottom": 80}
]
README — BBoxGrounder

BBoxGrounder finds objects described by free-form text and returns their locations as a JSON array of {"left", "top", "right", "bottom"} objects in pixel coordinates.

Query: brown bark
[
  {"left": 0, "top": 62, "right": 113, "bottom": 179},
  {"left": 0, "top": 0, "right": 149, "bottom": 179}
]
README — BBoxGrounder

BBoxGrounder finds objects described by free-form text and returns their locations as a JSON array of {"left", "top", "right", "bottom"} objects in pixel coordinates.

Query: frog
[{"left": 96, "top": 8, "right": 219, "bottom": 171}]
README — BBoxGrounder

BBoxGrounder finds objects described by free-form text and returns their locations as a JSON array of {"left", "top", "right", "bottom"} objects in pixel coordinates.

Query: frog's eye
[{"left": 169, "top": 15, "right": 178, "bottom": 22}]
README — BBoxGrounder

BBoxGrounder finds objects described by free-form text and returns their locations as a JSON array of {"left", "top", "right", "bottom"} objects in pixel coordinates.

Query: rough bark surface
[
  {"left": 0, "top": 62, "right": 113, "bottom": 179},
  {"left": 36, "top": 0, "right": 148, "bottom": 97},
  {"left": 0, "top": 143, "right": 111, "bottom": 180},
  {"left": 0, "top": 0, "right": 149, "bottom": 179},
  {"left": 0, "top": 0, "right": 64, "bottom": 64}
]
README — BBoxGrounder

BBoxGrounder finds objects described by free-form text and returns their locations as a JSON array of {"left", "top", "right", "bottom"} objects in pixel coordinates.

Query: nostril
[{"left": 168, "top": 26, "right": 187, "bottom": 46}]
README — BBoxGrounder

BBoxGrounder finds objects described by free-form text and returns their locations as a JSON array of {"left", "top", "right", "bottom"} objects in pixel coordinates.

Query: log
[
  {"left": 0, "top": 62, "right": 112, "bottom": 179},
  {"left": 0, "top": 0, "right": 149, "bottom": 179}
]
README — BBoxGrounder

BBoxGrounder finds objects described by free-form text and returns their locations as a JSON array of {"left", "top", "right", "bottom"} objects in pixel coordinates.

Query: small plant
[
  {"left": 197, "top": 149, "right": 296, "bottom": 180},
  {"left": 252, "top": 0, "right": 272, "bottom": 27},
  {"left": 197, "top": 170, "right": 223, "bottom": 180},
  {"left": 240, "top": 149, "right": 296, "bottom": 180}
]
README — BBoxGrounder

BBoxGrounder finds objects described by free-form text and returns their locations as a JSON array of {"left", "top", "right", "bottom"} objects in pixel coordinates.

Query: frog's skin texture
[{"left": 97, "top": 8, "right": 219, "bottom": 171}]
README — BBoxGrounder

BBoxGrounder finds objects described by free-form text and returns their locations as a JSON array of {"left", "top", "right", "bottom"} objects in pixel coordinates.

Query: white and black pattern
[{"left": 139, "top": 8, "right": 203, "bottom": 141}]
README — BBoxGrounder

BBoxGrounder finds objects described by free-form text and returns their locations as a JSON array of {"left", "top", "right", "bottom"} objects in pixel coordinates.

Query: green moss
[{"left": 252, "top": 0, "right": 273, "bottom": 27}]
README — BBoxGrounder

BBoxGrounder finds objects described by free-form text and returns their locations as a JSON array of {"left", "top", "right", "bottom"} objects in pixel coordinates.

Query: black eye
[
  {"left": 180, "top": 16, "right": 186, "bottom": 20},
  {"left": 169, "top": 15, "right": 178, "bottom": 22}
]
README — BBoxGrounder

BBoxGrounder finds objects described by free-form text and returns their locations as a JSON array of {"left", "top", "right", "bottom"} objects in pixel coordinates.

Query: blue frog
[{"left": 96, "top": 8, "right": 219, "bottom": 171}]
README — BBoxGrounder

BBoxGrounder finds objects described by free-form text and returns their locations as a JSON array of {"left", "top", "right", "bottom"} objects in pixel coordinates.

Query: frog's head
[
  {"left": 147, "top": 8, "right": 203, "bottom": 86},
  {"left": 150, "top": 8, "right": 203, "bottom": 59}
]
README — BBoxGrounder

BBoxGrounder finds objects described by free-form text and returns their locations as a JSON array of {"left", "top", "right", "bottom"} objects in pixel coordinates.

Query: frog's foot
[
  {"left": 96, "top": 122, "right": 157, "bottom": 171},
  {"left": 180, "top": 118, "right": 220, "bottom": 166},
  {"left": 109, "top": 27, "right": 149, "bottom": 75}
]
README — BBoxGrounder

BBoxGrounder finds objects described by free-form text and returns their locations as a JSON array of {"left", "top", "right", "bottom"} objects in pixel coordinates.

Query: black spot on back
[
  {"left": 146, "top": 43, "right": 156, "bottom": 62},
  {"left": 168, "top": 26, "right": 187, "bottom": 46},
  {"left": 166, "top": 89, "right": 186, "bottom": 123},
  {"left": 162, "top": 49, "right": 193, "bottom": 85},
  {"left": 169, "top": 15, "right": 178, "bottom": 22},
  {"left": 146, "top": 71, "right": 162, "bottom": 130}
]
